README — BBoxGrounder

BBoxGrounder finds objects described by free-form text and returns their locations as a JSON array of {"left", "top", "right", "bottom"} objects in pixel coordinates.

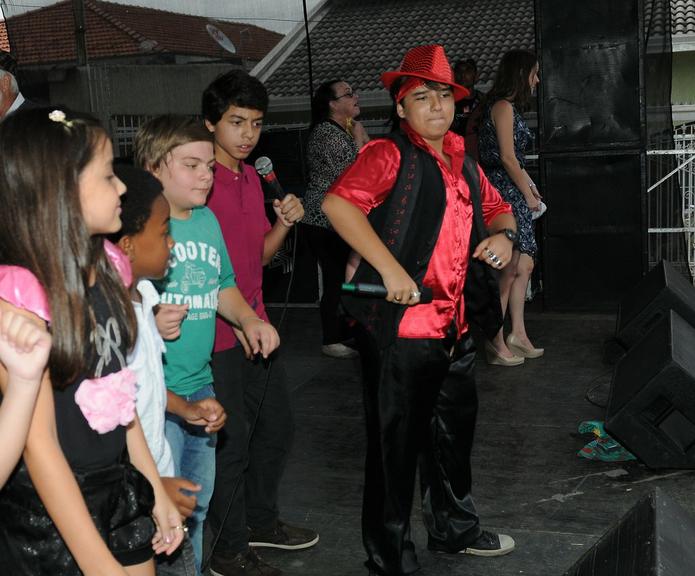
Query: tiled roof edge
[
  {"left": 251, "top": 0, "right": 332, "bottom": 81},
  {"left": 86, "top": 0, "right": 168, "bottom": 53}
]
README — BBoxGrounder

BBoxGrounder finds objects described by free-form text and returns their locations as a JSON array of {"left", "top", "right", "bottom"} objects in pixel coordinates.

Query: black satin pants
[{"left": 357, "top": 328, "right": 481, "bottom": 575}]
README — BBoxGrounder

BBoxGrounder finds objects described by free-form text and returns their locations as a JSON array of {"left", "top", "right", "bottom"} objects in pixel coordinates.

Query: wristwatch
[{"left": 500, "top": 228, "right": 518, "bottom": 243}]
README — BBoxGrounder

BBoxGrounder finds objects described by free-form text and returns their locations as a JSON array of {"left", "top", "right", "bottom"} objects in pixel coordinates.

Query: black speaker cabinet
[
  {"left": 536, "top": 0, "right": 647, "bottom": 311},
  {"left": 606, "top": 310, "right": 695, "bottom": 469},
  {"left": 536, "top": 0, "right": 643, "bottom": 152},
  {"left": 541, "top": 152, "right": 644, "bottom": 311},
  {"left": 563, "top": 488, "right": 695, "bottom": 575},
  {"left": 616, "top": 260, "right": 695, "bottom": 349}
]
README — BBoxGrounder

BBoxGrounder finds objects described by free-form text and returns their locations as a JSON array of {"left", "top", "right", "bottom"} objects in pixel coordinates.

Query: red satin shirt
[{"left": 327, "top": 123, "right": 511, "bottom": 339}]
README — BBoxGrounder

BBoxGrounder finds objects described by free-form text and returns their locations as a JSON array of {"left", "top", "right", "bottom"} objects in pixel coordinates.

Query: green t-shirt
[{"left": 158, "top": 207, "right": 236, "bottom": 396}]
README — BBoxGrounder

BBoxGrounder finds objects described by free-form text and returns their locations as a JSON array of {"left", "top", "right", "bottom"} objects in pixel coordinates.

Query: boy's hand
[
  {"left": 472, "top": 234, "right": 513, "bottom": 270},
  {"left": 239, "top": 317, "right": 280, "bottom": 359},
  {"left": 0, "top": 308, "right": 51, "bottom": 384},
  {"left": 232, "top": 326, "right": 254, "bottom": 360},
  {"left": 155, "top": 304, "right": 189, "bottom": 340},
  {"left": 161, "top": 476, "right": 201, "bottom": 518},
  {"left": 382, "top": 267, "right": 421, "bottom": 306},
  {"left": 272, "top": 194, "right": 304, "bottom": 228},
  {"left": 183, "top": 397, "right": 227, "bottom": 433}
]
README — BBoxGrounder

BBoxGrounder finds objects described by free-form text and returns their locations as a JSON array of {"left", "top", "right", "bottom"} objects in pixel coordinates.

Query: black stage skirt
[{"left": 0, "top": 460, "right": 155, "bottom": 574}]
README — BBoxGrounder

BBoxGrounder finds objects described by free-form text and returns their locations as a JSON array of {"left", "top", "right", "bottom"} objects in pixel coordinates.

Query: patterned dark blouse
[
  {"left": 304, "top": 120, "right": 359, "bottom": 229},
  {"left": 478, "top": 100, "right": 537, "bottom": 258}
]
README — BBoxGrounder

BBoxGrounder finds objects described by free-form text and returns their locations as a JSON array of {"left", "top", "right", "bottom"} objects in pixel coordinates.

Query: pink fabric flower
[
  {"left": 74, "top": 368, "right": 137, "bottom": 434},
  {"left": 0, "top": 266, "right": 51, "bottom": 322},
  {"left": 104, "top": 239, "right": 133, "bottom": 288}
]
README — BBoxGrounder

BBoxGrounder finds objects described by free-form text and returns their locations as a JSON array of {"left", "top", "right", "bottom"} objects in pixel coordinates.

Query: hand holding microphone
[
  {"left": 342, "top": 282, "right": 432, "bottom": 305},
  {"left": 254, "top": 156, "right": 304, "bottom": 227}
]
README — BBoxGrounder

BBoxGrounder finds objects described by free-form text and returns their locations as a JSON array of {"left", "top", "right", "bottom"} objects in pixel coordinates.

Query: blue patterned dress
[{"left": 478, "top": 100, "right": 537, "bottom": 258}]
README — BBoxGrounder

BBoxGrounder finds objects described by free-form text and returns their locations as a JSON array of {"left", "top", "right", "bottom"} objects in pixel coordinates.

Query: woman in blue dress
[{"left": 478, "top": 50, "right": 544, "bottom": 365}]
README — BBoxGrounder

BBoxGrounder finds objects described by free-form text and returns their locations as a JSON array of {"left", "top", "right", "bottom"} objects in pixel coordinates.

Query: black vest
[
  {"left": 342, "top": 131, "right": 503, "bottom": 347},
  {"left": 342, "top": 132, "right": 446, "bottom": 347}
]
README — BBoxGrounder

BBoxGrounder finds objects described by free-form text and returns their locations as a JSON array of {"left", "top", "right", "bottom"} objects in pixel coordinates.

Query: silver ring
[
  {"left": 411, "top": 291, "right": 421, "bottom": 299},
  {"left": 490, "top": 254, "right": 500, "bottom": 264},
  {"left": 394, "top": 295, "right": 401, "bottom": 302}
]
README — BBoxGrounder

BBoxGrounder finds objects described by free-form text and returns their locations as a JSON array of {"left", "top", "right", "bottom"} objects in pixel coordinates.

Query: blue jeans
[{"left": 165, "top": 385, "right": 217, "bottom": 576}]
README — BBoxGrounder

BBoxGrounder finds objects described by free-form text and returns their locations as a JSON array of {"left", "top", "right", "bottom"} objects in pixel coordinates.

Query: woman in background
[
  {"left": 303, "top": 79, "right": 369, "bottom": 359},
  {"left": 478, "top": 50, "right": 544, "bottom": 366}
]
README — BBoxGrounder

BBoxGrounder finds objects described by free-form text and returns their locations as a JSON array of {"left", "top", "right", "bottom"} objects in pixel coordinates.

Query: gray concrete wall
[{"left": 48, "top": 63, "right": 240, "bottom": 125}]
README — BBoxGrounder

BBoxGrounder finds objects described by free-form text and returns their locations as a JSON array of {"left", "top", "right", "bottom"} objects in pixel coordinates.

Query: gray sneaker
[
  {"left": 249, "top": 520, "right": 319, "bottom": 550},
  {"left": 321, "top": 343, "right": 358, "bottom": 359},
  {"left": 461, "top": 531, "right": 515, "bottom": 557}
]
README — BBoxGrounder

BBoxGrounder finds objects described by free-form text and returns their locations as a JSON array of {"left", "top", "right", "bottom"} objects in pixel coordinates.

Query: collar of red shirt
[
  {"left": 399, "top": 120, "right": 465, "bottom": 175},
  {"left": 215, "top": 160, "right": 250, "bottom": 183}
]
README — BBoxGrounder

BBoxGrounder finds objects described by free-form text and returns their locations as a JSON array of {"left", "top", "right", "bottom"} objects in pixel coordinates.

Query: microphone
[
  {"left": 254, "top": 156, "right": 286, "bottom": 201},
  {"left": 342, "top": 283, "right": 433, "bottom": 304}
]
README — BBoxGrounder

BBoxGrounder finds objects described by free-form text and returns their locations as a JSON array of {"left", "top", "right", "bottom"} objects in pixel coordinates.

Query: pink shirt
[{"left": 207, "top": 161, "right": 271, "bottom": 352}]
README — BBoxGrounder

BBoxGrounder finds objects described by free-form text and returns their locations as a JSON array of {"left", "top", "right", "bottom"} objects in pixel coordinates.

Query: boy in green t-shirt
[{"left": 134, "top": 115, "right": 280, "bottom": 575}]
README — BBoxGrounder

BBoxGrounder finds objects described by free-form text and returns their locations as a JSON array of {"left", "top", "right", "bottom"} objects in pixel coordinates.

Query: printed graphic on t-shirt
[
  {"left": 91, "top": 316, "right": 126, "bottom": 376},
  {"left": 160, "top": 240, "right": 222, "bottom": 323}
]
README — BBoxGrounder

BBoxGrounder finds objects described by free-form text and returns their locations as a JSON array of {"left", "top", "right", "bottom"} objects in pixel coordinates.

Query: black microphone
[
  {"left": 254, "top": 156, "right": 286, "bottom": 201},
  {"left": 342, "top": 283, "right": 433, "bottom": 304}
]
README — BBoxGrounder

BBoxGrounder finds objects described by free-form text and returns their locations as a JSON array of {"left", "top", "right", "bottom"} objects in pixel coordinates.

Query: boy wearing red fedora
[{"left": 323, "top": 45, "right": 517, "bottom": 575}]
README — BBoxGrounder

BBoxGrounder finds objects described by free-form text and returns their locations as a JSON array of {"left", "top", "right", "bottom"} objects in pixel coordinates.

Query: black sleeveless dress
[{"left": 0, "top": 283, "right": 155, "bottom": 574}]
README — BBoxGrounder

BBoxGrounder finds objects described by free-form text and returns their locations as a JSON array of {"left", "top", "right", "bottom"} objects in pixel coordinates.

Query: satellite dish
[{"left": 206, "top": 24, "right": 236, "bottom": 54}]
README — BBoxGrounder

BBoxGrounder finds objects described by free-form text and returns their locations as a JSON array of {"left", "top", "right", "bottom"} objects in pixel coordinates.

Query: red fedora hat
[{"left": 381, "top": 45, "right": 470, "bottom": 101}]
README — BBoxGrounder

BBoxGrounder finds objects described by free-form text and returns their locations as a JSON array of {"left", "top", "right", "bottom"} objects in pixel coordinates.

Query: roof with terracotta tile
[
  {"left": 0, "top": 0, "right": 282, "bottom": 66},
  {"left": 0, "top": 24, "right": 9, "bottom": 53},
  {"left": 258, "top": 0, "right": 690, "bottom": 99},
  {"left": 672, "top": 0, "right": 695, "bottom": 34}
]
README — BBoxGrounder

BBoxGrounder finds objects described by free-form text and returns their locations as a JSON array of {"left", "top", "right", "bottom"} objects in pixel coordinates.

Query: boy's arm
[
  {"left": 217, "top": 287, "right": 279, "bottom": 358},
  {"left": 322, "top": 194, "right": 420, "bottom": 305},
  {"left": 262, "top": 194, "right": 305, "bottom": 265},
  {"left": 472, "top": 212, "right": 517, "bottom": 267},
  {"left": 166, "top": 390, "right": 226, "bottom": 433}
]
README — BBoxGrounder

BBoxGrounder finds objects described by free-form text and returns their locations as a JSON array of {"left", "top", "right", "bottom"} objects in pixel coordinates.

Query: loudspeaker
[
  {"left": 616, "top": 260, "right": 695, "bottom": 349},
  {"left": 563, "top": 488, "right": 695, "bottom": 575},
  {"left": 606, "top": 310, "right": 695, "bottom": 469},
  {"left": 535, "top": 0, "right": 647, "bottom": 310},
  {"left": 540, "top": 152, "right": 644, "bottom": 310},
  {"left": 536, "top": 0, "right": 642, "bottom": 153}
]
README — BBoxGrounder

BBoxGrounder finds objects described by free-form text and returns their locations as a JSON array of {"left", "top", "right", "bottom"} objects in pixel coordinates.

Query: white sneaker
[{"left": 321, "top": 343, "right": 359, "bottom": 359}]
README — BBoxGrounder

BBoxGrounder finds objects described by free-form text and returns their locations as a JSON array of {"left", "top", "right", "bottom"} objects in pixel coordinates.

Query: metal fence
[{"left": 647, "top": 122, "right": 695, "bottom": 282}]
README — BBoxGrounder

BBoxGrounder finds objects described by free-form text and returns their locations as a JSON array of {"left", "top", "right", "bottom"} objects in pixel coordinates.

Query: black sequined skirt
[{"left": 0, "top": 460, "right": 155, "bottom": 575}]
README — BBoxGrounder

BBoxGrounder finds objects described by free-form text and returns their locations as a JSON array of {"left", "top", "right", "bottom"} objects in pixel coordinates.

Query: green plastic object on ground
[{"left": 577, "top": 420, "right": 636, "bottom": 462}]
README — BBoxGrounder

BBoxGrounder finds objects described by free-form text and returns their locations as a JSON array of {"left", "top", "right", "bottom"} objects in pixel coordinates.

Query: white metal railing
[{"left": 647, "top": 123, "right": 695, "bottom": 281}]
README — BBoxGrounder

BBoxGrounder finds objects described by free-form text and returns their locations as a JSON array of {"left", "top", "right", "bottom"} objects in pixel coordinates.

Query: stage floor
[{"left": 229, "top": 309, "right": 695, "bottom": 576}]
